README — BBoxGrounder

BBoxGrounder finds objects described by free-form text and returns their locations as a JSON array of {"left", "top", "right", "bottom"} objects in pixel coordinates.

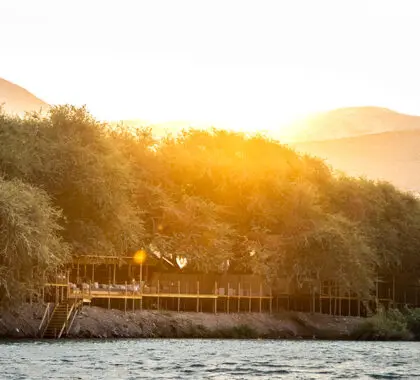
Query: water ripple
[{"left": 0, "top": 339, "right": 419, "bottom": 379}]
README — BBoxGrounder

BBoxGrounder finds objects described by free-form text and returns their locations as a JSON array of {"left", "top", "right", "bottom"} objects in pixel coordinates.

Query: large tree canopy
[
  {"left": 0, "top": 106, "right": 145, "bottom": 255},
  {"left": 0, "top": 177, "right": 69, "bottom": 304},
  {"left": 1, "top": 106, "right": 420, "bottom": 305}
]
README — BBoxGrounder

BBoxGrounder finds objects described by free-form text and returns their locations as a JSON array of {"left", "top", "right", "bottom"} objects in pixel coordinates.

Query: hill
[
  {"left": 289, "top": 107, "right": 420, "bottom": 142},
  {"left": 0, "top": 77, "right": 48, "bottom": 115},
  {"left": 1, "top": 78, "right": 418, "bottom": 193},
  {"left": 292, "top": 108, "right": 420, "bottom": 193}
]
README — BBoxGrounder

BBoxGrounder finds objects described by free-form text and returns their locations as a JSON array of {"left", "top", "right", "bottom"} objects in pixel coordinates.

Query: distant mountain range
[
  {"left": 292, "top": 130, "right": 420, "bottom": 193},
  {"left": 2, "top": 77, "right": 420, "bottom": 192},
  {"left": 288, "top": 106, "right": 420, "bottom": 142},
  {"left": 0, "top": 77, "right": 48, "bottom": 115},
  {"left": 289, "top": 107, "right": 420, "bottom": 193}
]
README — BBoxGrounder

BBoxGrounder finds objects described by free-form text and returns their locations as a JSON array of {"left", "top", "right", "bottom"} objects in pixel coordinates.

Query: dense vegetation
[
  {"left": 1, "top": 106, "right": 420, "bottom": 305},
  {"left": 351, "top": 307, "right": 420, "bottom": 340}
]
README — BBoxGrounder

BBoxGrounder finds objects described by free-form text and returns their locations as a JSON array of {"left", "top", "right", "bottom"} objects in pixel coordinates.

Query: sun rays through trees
[{"left": 1, "top": 105, "right": 420, "bottom": 305}]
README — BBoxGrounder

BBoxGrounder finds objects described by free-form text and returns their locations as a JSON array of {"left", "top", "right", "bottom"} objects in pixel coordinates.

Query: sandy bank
[{"left": 0, "top": 304, "right": 363, "bottom": 340}]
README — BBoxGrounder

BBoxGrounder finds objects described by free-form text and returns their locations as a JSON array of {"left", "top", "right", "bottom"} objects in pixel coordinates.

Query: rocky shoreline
[{"left": 0, "top": 303, "right": 365, "bottom": 340}]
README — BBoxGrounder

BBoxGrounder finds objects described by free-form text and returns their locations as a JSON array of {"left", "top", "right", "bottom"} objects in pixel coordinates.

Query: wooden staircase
[{"left": 41, "top": 300, "right": 81, "bottom": 339}]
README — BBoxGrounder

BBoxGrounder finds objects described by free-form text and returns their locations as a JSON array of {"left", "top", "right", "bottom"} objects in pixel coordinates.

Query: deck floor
[{"left": 68, "top": 290, "right": 273, "bottom": 301}]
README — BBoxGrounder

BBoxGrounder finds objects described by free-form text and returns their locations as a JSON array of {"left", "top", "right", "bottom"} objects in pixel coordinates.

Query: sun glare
[
  {"left": 2, "top": 0, "right": 420, "bottom": 145},
  {"left": 83, "top": 65, "right": 331, "bottom": 143}
]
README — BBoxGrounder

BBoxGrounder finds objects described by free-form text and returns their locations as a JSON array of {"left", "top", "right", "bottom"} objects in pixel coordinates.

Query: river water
[{"left": 0, "top": 339, "right": 419, "bottom": 379}]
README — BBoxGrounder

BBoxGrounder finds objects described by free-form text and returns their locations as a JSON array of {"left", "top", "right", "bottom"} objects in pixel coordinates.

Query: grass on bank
[{"left": 351, "top": 307, "right": 420, "bottom": 340}]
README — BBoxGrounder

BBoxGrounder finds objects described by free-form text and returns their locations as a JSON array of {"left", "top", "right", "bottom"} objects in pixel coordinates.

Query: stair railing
[
  {"left": 38, "top": 303, "right": 54, "bottom": 337},
  {"left": 66, "top": 300, "right": 82, "bottom": 336},
  {"left": 57, "top": 300, "right": 82, "bottom": 339}
]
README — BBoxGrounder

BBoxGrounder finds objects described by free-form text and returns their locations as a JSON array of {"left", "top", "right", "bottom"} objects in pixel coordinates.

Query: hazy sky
[{"left": 1, "top": 0, "right": 420, "bottom": 135}]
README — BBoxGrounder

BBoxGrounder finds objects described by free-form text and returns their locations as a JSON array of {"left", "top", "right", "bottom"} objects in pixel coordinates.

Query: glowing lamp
[{"left": 134, "top": 250, "right": 147, "bottom": 264}]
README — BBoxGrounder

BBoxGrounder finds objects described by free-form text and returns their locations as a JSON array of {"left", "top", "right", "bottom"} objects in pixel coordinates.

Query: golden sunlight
[
  {"left": 133, "top": 250, "right": 147, "bottom": 265},
  {"left": 84, "top": 65, "right": 336, "bottom": 143}
]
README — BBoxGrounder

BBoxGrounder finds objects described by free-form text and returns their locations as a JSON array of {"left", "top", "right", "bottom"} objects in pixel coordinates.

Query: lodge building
[{"left": 43, "top": 250, "right": 420, "bottom": 317}]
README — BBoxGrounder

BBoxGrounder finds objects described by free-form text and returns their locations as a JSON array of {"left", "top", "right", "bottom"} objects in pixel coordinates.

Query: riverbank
[
  {"left": 2, "top": 303, "right": 419, "bottom": 340},
  {"left": 70, "top": 306, "right": 364, "bottom": 340},
  {"left": 0, "top": 303, "right": 364, "bottom": 340}
]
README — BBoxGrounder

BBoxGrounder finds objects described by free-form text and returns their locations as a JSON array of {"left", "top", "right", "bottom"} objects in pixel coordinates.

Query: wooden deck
[
  {"left": 66, "top": 286, "right": 274, "bottom": 313},
  {"left": 68, "top": 291, "right": 273, "bottom": 300}
]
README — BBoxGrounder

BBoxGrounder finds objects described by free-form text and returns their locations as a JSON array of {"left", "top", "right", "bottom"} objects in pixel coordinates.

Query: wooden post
[
  {"left": 392, "top": 275, "right": 396, "bottom": 308},
  {"left": 249, "top": 284, "right": 252, "bottom": 313},
  {"left": 338, "top": 283, "right": 342, "bottom": 316},
  {"left": 357, "top": 297, "right": 361, "bottom": 317},
  {"left": 259, "top": 283, "right": 262, "bottom": 313},
  {"left": 348, "top": 293, "right": 351, "bottom": 316},
  {"left": 113, "top": 263, "right": 116, "bottom": 285},
  {"left": 92, "top": 264, "right": 95, "bottom": 283},
  {"left": 214, "top": 281, "right": 217, "bottom": 314},
  {"left": 269, "top": 288, "right": 273, "bottom": 314},
  {"left": 196, "top": 281, "right": 200, "bottom": 313},
  {"left": 329, "top": 283, "right": 332, "bottom": 315},
  {"left": 66, "top": 271, "right": 70, "bottom": 303},
  {"left": 312, "top": 285, "right": 315, "bottom": 313},
  {"left": 139, "top": 295, "right": 143, "bottom": 312},
  {"left": 108, "top": 281, "right": 111, "bottom": 310},
  {"left": 333, "top": 283, "right": 337, "bottom": 315},
  {"left": 132, "top": 281, "right": 135, "bottom": 313},
  {"left": 177, "top": 280, "right": 180, "bottom": 312},
  {"left": 76, "top": 260, "right": 80, "bottom": 283},
  {"left": 55, "top": 269, "right": 59, "bottom": 303},
  {"left": 157, "top": 280, "right": 160, "bottom": 310},
  {"left": 227, "top": 282, "right": 230, "bottom": 314},
  {"left": 238, "top": 282, "right": 241, "bottom": 313},
  {"left": 124, "top": 281, "right": 127, "bottom": 314},
  {"left": 319, "top": 295, "right": 322, "bottom": 314},
  {"left": 319, "top": 280, "right": 322, "bottom": 314}
]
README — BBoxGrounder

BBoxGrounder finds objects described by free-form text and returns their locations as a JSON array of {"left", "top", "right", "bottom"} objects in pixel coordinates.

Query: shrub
[
  {"left": 405, "top": 308, "right": 420, "bottom": 339},
  {"left": 352, "top": 308, "right": 412, "bottom": 340}
]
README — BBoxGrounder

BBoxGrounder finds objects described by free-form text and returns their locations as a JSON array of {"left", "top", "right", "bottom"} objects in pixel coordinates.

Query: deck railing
[{"left": 67, "top": 280, "right": 272, "bottom": 299}]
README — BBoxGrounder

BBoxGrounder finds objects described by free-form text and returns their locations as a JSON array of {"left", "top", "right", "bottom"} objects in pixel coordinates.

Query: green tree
[{"left": 0, "top": 177, "right": 69, "bottom": 305}]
